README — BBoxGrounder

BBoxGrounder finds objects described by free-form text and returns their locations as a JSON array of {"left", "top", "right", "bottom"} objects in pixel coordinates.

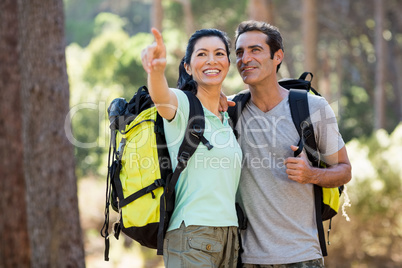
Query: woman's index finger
[{"left": 151, "top": 28, "right": 164, "bottom": 47}]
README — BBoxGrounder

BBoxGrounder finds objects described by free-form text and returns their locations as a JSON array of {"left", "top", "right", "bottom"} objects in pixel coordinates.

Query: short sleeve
[
  {"left": 162, "top": 89, "right": 190, "bottom": 151},
  {"left": 308, "top": 95, "right": 345, "bottom": 156},
  {"left": 163, "top": 88, "right": 189, "bottom": 127}
]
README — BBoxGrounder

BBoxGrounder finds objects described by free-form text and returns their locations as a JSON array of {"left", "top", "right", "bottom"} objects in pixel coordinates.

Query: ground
[{"left": 78, "top": 176, "right": 164, "bottom": 268}]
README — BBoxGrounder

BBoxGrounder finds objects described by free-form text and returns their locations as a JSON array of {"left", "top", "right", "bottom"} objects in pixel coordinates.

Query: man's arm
[{"left": 284, "top": 145, "right": 352, "bottom": 188}]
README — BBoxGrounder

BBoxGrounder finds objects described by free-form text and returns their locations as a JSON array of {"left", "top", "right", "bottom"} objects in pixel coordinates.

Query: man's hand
[
  {"left": 219, "top": 91, "right": 236, "bottom": 112},
  {"left": 141, "top": 28, "right": 167, "bottom": 74},
  {"left": 284, "top": 145, "right": 317, "bottom": 184}
]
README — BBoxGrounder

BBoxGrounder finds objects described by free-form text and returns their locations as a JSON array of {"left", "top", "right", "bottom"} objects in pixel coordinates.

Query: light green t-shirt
[{"left": 163, "top": 88, "right": 242, "bottom": 231}]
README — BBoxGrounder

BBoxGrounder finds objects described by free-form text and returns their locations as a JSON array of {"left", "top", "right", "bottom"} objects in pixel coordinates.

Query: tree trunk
[
  {"left": 391, "top": 35, "right": 402, "bottom": 123},
  {"left": 181, "top": 0, "right": 195, "bottom": 37},
  {"left": 302, "top": 0, "right": 318, "bottom": 90},
  {"left": 388, "top": 13, "right": 402, "bottom": 124},
  {"left": 374, "top": 0, "right": 386, "bottom": 130},
  {"left": 248, "top": 0, "right": 274, "bottom": 23},
  {"left": 319, "top": 50, "right": 331, "bottom": 102},
  {"left": 0, "top": 0, "right": 85, "bottom": 267},
  {"left": 336, "top": 49, "right": 344, "bottom": 119},
  {"left": 152, "top": 0, "right": 163, "bottom": 31},
  {"left": 0, "top": 1, "right": 31, "bottom": 266},
  {"left": 171, "top": 0, "right": 195, "bottom": 36}
]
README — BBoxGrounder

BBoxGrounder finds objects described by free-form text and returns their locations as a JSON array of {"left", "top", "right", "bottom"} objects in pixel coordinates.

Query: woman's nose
[{"left": 207, "top": 55, "right": 217, "bottom": 64}]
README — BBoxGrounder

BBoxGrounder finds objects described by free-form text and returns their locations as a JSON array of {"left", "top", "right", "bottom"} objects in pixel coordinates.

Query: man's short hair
[{"left": 235, "top": 20, "right": 284, "bottom": 59}]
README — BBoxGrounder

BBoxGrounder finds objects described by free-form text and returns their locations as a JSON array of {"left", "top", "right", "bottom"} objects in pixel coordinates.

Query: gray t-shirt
[{"left": 236, "top": 94, "right": 344, "bottom": 265}]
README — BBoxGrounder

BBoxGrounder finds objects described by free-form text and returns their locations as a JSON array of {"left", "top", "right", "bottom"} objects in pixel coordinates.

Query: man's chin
[{"left": 241, "top": 75, "right": 255, "bottom": 85}]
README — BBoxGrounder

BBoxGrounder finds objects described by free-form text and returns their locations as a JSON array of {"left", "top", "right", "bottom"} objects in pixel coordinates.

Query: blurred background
[
  {"left": 66, "top": 1, "right": 402, "bottom": 266},
  {"left": 1, "top": 0, "right": 401, "bottom": 267}
]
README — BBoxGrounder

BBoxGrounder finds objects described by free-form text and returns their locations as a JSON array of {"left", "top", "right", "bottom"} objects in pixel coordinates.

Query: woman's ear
[{"left": 184, "top": 63, "right": 192, "bottom": 76}]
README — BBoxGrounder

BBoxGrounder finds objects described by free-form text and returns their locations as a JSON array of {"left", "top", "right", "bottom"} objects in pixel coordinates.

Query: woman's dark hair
[
  {"left": 177, "top": 28, "right": 231, "bottom": 94},
  {"left": 235, "top": 20, "right": 284, "bottom": 72}
]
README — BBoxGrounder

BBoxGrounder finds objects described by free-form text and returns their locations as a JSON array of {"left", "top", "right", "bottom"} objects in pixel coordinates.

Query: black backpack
[
  {"left": 227, "top": 72, "right": 343, "bottom": 256},
  {"left": 101, "top": 86, "right": 212, "bottom": 260}
]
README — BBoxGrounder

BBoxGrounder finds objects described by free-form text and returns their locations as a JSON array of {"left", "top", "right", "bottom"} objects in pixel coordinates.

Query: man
[{"left": 231, "top": 20, "right": 352, "bottom": 267}]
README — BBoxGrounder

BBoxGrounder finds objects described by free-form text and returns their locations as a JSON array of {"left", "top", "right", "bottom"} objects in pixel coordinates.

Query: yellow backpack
[{"left": 101, "top": 86, "right": 211, "bottom": 260}]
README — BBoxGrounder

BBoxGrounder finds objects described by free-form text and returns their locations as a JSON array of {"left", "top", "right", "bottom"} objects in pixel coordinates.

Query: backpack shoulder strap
[
  {"left": 160, "top": 90, "right": 211, "bottom": 178},
  {"left": 161, "top": 90, "right": 212, "bottom": 254},
  {"left": 288, "top": 89, "right": 328, "bottom": 256},
  {"left": 166, "top": 91, "right": 211, "bottom": 192},
  {"left": 227, "top": 90, "right": 251, "bottom": 138},
  {"left": 184, "top": 91, "right": 213, "bottom": 150},
  {"left": 288, "top": 89, "right": 320, "bottom": 166}
]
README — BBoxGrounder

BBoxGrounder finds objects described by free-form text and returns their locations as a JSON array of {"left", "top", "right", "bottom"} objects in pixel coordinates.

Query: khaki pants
[
  {"left": 163, "top": 222, "right": 239, "bottom": 268},
  {"left": 242, "top": 258, "right": 325, "bottom": 268}
]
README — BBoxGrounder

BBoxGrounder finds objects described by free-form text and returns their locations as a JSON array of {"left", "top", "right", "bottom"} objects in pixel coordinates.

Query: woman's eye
[{"left": 197, "top": 52, "right": 206, "bottom": 57}]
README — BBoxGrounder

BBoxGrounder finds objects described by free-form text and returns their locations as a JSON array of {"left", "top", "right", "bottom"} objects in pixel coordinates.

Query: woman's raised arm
[{"left": 141, "top": 28, "right": 178, "bottom": 120}]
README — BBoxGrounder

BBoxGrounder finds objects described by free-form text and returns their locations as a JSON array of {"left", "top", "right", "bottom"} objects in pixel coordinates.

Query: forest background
[{"left": 0, "top": 0, "right": 401, "bottom": 267}]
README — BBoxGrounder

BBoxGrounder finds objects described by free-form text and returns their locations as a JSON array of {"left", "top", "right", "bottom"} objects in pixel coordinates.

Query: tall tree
[
  {"left": 320, "top": 51, "right": 332, "bottom": 102},
  {"left": 248, "top": 0, "right": 274, "bottom": 23},
  {"left": 374, "top": 0, "right": 386, "bottom": 130},
  {"left": 0, "top": 0, "right": 85, "bottom": 267},
  {"left": 152, "top": 0, "right": 163, "bottom": 31},
  {"left": 388, "top": 5, "right": 402, "bottom": 123},
  {"left": 174, "top": 0, "right": 195, "bottom": 36},
  {"left": 302, "top": 0, "right": 319, "bottom": 91},
  {"left": 0, "top": 0, "right": 30, "bottom": 266}
]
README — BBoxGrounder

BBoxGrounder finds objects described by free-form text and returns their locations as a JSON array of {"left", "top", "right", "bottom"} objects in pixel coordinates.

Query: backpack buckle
[
  {"left": 154, "top": 179, "right": 164, "bottom": 187},
  {"left": 301, "top": 121, "right": 312, "bottom": 140},
  {"left": 178, "top": 151, "right": 191, "bottom": 164},
  {"left": 190, "top": 124, "right": 202, "bottom": 138}
]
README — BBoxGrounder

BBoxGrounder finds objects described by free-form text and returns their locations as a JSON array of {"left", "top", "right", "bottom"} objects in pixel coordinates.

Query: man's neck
[{"left": 249, "top": 82, "right": 289, "bottom": 113}]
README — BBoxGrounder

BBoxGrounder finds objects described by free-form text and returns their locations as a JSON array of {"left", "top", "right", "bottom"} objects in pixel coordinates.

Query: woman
[{"left": 141, "top": 28, "right": 242, "bottom": 267}]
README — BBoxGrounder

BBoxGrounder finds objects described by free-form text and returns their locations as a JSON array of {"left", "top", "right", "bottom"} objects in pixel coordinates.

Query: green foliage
[
  {"left": 121, "top": 1, "right": 151, "bottom": 35},
  {"left": 352, "top": 128, "right": 400, "bottom": 210},
  {"left": 67, "top": 12, "right": 133, "bottom": 177},
  {"left": 114, "top": 33, "right": 154, "bottom": 97},
  {"left": 67, "top": 42, "right": 110, "bottom": 177},
  {"left": 64, "top": 0, "right": 152, "bottom": 46},
  {"left": 71, "top": 106, "right": 105, "bottom": 178},
  {"left": 339, "top": 85, "right": 373, "bottom": 142},
  {"left": 83, "top": 13, "right": 130, "bottom": 87},
  {"left": 64, "top": 0, "right": 104, "bottom": 46},
  {"left": 191, "top": 0, "right": 248, "bottom": 34},
  {"left": 92, "top": 12, "right": 127, "bottom": 36},
  {"left": 163, "top": 0, "right": 248, "bottom": 36},
  {"left": 326, "top": 124, "right": 402, "bottom": 266}
]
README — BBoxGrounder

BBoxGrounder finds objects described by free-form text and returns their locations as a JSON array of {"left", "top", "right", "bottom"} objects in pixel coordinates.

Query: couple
[{"left": 141, "top": 20, "right": 352, "bottom": 268}]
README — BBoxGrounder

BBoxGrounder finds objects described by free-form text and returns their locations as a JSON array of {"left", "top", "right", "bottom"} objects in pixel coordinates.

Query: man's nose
[{"left": 241, "top": 51, "right": 252, "bottom": 64}]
